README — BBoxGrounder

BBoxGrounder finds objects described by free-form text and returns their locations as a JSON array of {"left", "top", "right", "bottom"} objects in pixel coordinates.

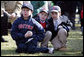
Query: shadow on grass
[
  {"left": 1, "top": 49, "right": 83, "bottom": 56},
  {"left": 62, "top": 51, "right": 83, "bottom": 56}
]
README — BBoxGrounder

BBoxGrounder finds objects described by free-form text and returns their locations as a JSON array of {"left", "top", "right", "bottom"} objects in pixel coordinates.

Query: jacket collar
[{"left": 21, "top": 15, "right": 32, "bottom": 21}]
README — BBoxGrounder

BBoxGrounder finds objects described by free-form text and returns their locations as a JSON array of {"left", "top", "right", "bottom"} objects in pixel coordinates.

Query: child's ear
[
  {"left": 31, "top": 11, "right": 33, "bottom": 13},
  {"left": 59, "top": 12, "right": 61, "bottom": 16}
]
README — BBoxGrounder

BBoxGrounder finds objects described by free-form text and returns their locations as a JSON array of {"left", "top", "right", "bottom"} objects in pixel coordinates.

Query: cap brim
[
  {"left": 22, "top": 6, "right": 32, "bottom": 11},
  {"left": 51, "top": 10, "right": 58, "bottom": 13},
  {"left": 40, "top": 10, "right": 48, "bottom": 14},
  {"left": 22, "top": 6, "right": 29, "bottom": 9}
]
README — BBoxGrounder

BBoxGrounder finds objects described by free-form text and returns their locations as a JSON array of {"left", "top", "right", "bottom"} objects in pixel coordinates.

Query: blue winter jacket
[{"left": 11, "top": 16, "right": 45, "bottom": 44}]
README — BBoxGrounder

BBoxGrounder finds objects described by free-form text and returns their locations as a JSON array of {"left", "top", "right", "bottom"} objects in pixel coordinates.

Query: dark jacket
[
  {"left": 47, "top": 18, "right": 58, "bottom": 40},
  {"left": 1, "top": 13, "right": 8, "bottom": 35},
  {"left": 11, "top": 16, "right": 45, "bottom": 44},
  {"left": 48, "top": 17, "right": 71, "bottom": 41}
]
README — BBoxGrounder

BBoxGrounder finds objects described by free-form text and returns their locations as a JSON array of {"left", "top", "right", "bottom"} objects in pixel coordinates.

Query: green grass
[{"left": 1, "top": 24, "right": 83, "bottom": 56}]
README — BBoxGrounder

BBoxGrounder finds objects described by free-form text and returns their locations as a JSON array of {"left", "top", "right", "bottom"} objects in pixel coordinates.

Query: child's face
[
  {"left": 51, "top": 12, "right": 59, "bottom": 20},
  {"left": 39, "top": 12, "right": 48, "bottom": 21},
  {"left": 21, "top": 8, "right": 32, "bottom": 18}
]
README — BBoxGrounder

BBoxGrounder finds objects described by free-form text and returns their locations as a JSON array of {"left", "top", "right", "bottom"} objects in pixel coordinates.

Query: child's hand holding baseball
[{"left": 25, "top": 31, "right": 33, "bottom": 38}]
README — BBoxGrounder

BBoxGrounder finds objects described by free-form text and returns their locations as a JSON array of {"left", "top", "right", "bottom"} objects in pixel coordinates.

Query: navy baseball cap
[
  {"left": 51, "top": 6, "right": 61, "bottom": 13},
  {"left": 22, "top": 3, "right": 33, "bottom": 11}
]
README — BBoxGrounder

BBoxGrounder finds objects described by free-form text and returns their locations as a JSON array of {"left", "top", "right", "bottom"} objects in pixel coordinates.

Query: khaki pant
[
  {"left": 51, "top": 28, "right": 67, "bottom": 49},
  {"left": 41, "top": 31, "right": 52, "bottom": 48}
]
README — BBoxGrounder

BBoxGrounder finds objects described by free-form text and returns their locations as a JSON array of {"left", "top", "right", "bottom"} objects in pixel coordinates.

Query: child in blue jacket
[{"left": 11, "top": 3, "right": 54, "bottom": 54}]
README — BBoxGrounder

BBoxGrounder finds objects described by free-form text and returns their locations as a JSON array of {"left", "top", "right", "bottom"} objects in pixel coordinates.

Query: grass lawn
[{"left": 1, "top": 24, "right": 83, "bottom": 56}]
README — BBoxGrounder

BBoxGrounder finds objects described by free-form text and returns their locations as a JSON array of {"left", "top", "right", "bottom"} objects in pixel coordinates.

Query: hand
[
  {"left": 10, "top": 13, "right": 16, "bottom": 19},
  {"left": 25, "top": 31, "right": 33, "bottom": 38}
]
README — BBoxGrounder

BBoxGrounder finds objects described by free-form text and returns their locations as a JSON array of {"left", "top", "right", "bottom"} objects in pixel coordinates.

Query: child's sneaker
[{"left": 48, "top": 48, "right": 54, "bottom": 54}]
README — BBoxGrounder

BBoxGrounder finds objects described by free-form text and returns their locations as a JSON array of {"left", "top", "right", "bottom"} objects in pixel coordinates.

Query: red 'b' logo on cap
[{"left": 53, "top": 6, "right": 56, "bottom": 10}]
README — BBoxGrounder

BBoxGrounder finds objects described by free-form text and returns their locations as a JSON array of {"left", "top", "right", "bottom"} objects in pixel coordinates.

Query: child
[
  {"left": 11, "top": 3, "right": 54, "bottom": 54},
  {"left": 48, "top": 6, "right": 71, "bottom": 51},
  {"left": 34, "top": 8, "right": 52, "bottom": 48}
]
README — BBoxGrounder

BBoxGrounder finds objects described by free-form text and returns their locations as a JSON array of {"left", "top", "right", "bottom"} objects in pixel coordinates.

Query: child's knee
[
  {"left": 58, "top": 28, "right": 67, "bottom": 35},
  {"left": 46, "top": 31, "right": 52, "bottom": 36}
]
